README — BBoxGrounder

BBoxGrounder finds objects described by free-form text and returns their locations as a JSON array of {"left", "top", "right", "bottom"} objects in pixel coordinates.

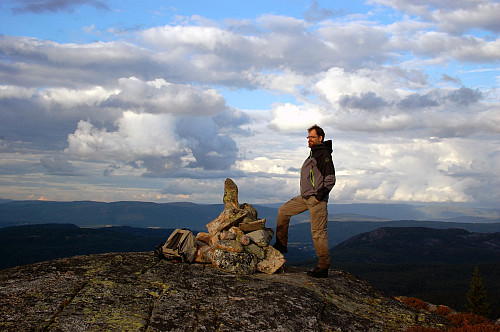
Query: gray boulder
[{"left": 247, "top": 228, "right": 274, "bottom": 247}]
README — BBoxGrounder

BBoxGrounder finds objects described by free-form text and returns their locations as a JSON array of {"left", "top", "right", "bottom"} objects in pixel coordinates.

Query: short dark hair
[{"left": 308, "top": 124, "right": 325, "bottom": 142}]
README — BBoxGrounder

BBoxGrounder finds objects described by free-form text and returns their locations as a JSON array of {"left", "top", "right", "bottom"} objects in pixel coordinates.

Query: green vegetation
[{"left": 466, "top": 266, "right": 491, "bottom": 317}]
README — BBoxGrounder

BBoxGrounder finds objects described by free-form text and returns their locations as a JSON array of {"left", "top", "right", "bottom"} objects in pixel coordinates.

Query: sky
[{"left": 0, "top": 0, "right": 499, "bottom": 208}]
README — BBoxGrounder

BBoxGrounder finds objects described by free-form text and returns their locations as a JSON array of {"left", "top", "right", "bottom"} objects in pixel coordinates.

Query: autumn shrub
[
  {"left": 447, "top": 312, "right": 490, "bottom": 327},
  {"left": 434, "top": 305, "right": 452, "bottom": 316},
  {"left": 405, "top": 327, "right": 441, "bottom": 332},
  {"left": 446, "top": 324, "right": 500, "bottom": 332},
  {"left": 401, "top": 297, "right": 429, "bottom": 311}
]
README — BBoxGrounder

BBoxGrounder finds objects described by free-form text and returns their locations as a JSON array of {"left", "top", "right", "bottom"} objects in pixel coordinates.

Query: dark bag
[{"left": 155, "top": 228, "right": 197, "bottom": 263}]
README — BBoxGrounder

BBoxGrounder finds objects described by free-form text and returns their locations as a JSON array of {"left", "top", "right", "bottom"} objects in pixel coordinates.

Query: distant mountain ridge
[
  {"left": 1, "top": 200, "right": 499, "bottom": 232},
  {"left": 262, "top": 202, "right": 500, "bottom": 223},
  {"left": 332, "top": 227, "right": 500, "bottom": 264},
  {"left": 0, "top": 223, "right": 176, "bottom": 270},
  {"left": 0, "top": 200, "right": 230, "bottom": 230}
]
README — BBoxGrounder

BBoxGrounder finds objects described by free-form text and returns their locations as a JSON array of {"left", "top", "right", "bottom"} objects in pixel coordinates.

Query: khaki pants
[{"left": 276, "top": 195, "right": 330, "bottom": 269}]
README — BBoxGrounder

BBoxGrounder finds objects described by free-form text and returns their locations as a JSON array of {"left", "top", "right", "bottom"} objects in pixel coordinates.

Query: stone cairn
[{"left": 194, "top": 178, "right": 285, "bottom": 275}]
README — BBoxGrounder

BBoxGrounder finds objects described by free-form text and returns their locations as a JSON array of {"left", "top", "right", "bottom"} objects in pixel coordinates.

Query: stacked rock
[{"left": 194, "top": 178, "right": 285, "bottom": 275}]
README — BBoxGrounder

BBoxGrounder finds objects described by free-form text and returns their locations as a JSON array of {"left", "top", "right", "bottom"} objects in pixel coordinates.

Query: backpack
[{"left": 155, "top": 228, "right": 197, "bottom": 263}]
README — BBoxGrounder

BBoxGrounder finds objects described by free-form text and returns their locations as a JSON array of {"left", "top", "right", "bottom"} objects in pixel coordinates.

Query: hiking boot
[
  {"left": 307, "top": 266, "right": 328, "bottom": 278},
  {"left": 272, "top": 241, "right": 288, "bottom": 253}
]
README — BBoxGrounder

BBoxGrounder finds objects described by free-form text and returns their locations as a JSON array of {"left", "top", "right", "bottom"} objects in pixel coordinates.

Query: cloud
[
  {"left": 303, "top": 0, "right": 342, "bottom": 23},
  {"left": 40, "top": 156, "right": 78, "bottom": 175},
  {"left": 269, "top": 103, "right": 328, "bottom": 132},
  {"left": 315, "top": 67, "right": 403, "bottom": 107},
  {"left": 176, "top": 117, "right": 238, "bottom": 171},
  {"left": 212, "top": 108, "right": 252, "bottom": 135},
  {"left": 446, "top": 86, "right": 482, "bottom": 106},
  {"left": 65, "top": 111, "right": 241, "bottom": 177},
  {"left": 9, "top": 0, "right": 110, "bottom": 14},
  {"left": 432, "top": 3, "right": 500, "bottom": 34},
  {"left": 370, "top": 0, "right": 500, "bottom": 33},
  {"left": 1, "top": 2, "right": 499, "bottom": 207},
  {"left": 66, "top": 112, "right": 180, "bottom": 163},
  {"left": 339, "top": 92, "right": 389, "bottom": 110},
  {"left": 409, "top": 32, "right": 500, "bottom": 63},
  {"left": 440, "top": 74, "right": 462, "bottom": 85},
  {"left": 398, "top": 92, "right": 439, "bottom": 109},
  {"left": 330, "top": 137, "right": 499, "bottom": 205},
  {"left": 104, "top": 77, "right": 227, "bottom": 116}
]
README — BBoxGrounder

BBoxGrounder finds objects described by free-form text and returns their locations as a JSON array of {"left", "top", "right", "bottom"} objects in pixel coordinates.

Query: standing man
[{"left": 273, "top": 124, "right": 336, "bottom": 278}]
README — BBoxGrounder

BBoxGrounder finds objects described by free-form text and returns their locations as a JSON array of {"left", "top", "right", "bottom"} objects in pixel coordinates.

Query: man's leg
[
  {"left": 275, "top": 196, "right": 308, "bottom": 251},
  {"left": 307, "top": 197, "right": 330, "bottom": 270}
]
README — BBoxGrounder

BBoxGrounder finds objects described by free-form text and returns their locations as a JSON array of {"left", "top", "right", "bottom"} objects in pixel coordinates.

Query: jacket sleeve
[{"left": 316, "top": 151, "right": 336, "bottom": 201}]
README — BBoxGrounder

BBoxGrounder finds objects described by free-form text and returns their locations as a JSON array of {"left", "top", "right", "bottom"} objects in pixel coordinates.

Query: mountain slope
[{"left": 332, "top": 227, "right": 500, "bottom": 264}]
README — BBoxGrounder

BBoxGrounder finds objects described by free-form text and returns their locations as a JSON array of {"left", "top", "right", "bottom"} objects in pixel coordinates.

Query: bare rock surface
[{"left": 0, "top": 252, "right": 450, "bottom": 331}]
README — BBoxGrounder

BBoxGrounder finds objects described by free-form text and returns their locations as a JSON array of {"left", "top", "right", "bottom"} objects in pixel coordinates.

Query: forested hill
[{"left": 332, "top": 227, "right": 500, "bottom": 264}]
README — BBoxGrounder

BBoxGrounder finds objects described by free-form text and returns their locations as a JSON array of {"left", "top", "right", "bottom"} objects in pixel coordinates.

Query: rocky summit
[{"left": 0, "top": 251, "right": 450, "bottom": 331}]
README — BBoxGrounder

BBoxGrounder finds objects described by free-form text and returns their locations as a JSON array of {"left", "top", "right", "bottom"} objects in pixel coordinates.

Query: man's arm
[{"left": 316, "top": 152, "right": 336, "bottom": 201}]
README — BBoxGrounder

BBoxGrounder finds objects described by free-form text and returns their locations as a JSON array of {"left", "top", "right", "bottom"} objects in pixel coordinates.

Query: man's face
[{"left": 308, "top": 129, "right": 322, "bottom": 148}]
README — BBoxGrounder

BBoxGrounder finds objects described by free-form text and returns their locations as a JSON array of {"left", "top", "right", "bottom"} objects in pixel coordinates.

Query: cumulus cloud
[
  {"left": 66, "top": 112, "right": 180, "bottom": 162},
  {"left": 446, "top": 86, "right": 482, "bottom": 106},
  {"left": 330, "top": 137, "right": 498, "bottom": 205},
  {"left": 269, "top": 103, "right": 328, "bottom": 132},
  {"left": 176, "top": 117, "right": 238, "bottom": 171},
  {"left": 370, "top": 0, "right": 500, "bottom": 33},
  {"left": 433, "top": 3, "right": 500, "bottom": 34},
  {"left": 315, "top": 67, "right": 403, "bottom": 107},
  {"left": 104, "top": 77, "right": 227, "bottom": 116},
  {"left": 65, "top": 111, "right": 241, "bottom": 177},
  {"left": 212, "top": 108, "right": 252, "bottom": 135},
  {"left": 339, "top": 92, "right": 389, "bottom": 110},
  {"left": 398, "top": 92, "right": 439, "bottom": 109}
]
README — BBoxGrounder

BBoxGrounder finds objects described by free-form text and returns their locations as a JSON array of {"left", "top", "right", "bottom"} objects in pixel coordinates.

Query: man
[{"left": 273, "top": 124, "right": 336, "bottom": 278}]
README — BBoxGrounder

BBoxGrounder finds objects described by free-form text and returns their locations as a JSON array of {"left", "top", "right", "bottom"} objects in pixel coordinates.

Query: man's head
[{"left": 307, "top": 124, "right": 325, "bottom": 148}]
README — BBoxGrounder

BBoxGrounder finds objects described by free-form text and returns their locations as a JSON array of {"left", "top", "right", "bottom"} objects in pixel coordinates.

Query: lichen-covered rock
[
  {"left": 247, "top": 228, "right": 274, "bottom": 247},
  {"left": 244, "top": 243, "right": 266, "bottom": 260},
  {"left": 215, "top": 240, "right": 244, "bottom": 253},
  {"left": 229, "top": 226, "right": 244, "bottom": 238},
  {"left": 195, "top": 243, "right": 213, "bottom": 263},
  {"left": 0, "top": 252, "right": 451, "bottom": 331},
  {"left": 240, "top": 202, "right": 258, "bottom": 219},
  {"left": 196, "top": 232, "right": 211, "bottom": 244},
  {"left": 239, "top": 218, "right": 266, "bottom": 232},
  {"left": 239, "top": 234, "right": 251, "bottom": 246},
  {"left": 257, "top": 246, "right": 286, "bottom": 275},
  {"left": 210, "top": 232, "right": 220, "bottom": 245},
  {"left": 208, "top": 249, "right": 258, "bottom": 275},
  {"left": 206, "top": 208, "right": 247, "bottom": 235},
  {"left": 196, "top": 232, "right": 211, "bottom": 245},
  {"left": 220, "top": 230, "right": 236, "bottom": 241},
  {"left": 223, "top": 178, "right": 239, "bottom": 210}
]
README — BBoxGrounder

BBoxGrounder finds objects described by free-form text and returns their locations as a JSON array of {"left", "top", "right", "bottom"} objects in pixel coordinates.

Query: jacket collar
[{"left": 311, "top": 140, "right": 333, "bottom": 153}]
